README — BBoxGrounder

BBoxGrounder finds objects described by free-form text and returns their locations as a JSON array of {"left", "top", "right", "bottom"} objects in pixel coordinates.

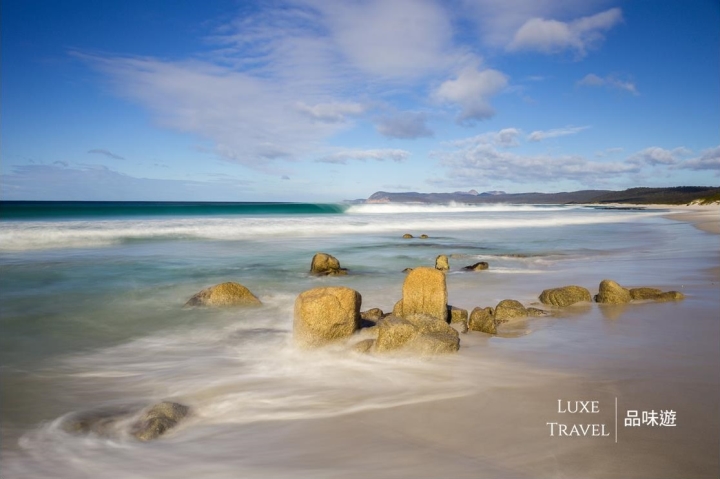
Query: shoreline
[{"left": 580, "top": 203, "right": 720, "bottom": 235}]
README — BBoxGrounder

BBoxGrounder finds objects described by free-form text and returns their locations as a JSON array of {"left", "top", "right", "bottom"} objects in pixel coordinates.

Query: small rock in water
[
  {"left": 310, "top": 252, "right": 348, "bottom": 276},
  {"left": 462, "top": 262, "right": 489, "bottom": 271},
  {"left": 594, "top": 279, "right": 631, "bottom": 304},
  {"left": 494, "top": 299, "right": 527, "bottom": 323},
  {"left": 62, "top": 405, "right": 137, "bottom": 437},
  {"left": 539, "top": 285, "right": 591, "bottom": 307},
  {"left": 448, "top": 305, "right": 469, "bottom": 324},
  {"left": 468, "top": 307, "right": 496, "bottom": 334},
  {"left": 420, "top": 234, "right": 429, "bottom": 239},
  {"left": 402, "top": 234, "right": 414, "bottom": 239},
  {"left": 185, "top": 282, "right": 262, "bottom": 307},
  {"left": 352, "top": 339, "right": 375, "bottom": 353},
  {"left": 360, "top": 308, "right": 384, "bottom": 323},
  {"left": 629, "top": 287, "right": 685, "bottom": 302},
  {"left": 131, "top": 402, "right": 190, "bottom": 441},
  {"left": 435, "top": 254, "right": 450, "bottom": 271}
]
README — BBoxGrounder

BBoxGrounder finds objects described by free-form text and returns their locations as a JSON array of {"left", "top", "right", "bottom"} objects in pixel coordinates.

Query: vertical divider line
[{"left": 615, "top": 397, "right": 618, "bottom": 443}]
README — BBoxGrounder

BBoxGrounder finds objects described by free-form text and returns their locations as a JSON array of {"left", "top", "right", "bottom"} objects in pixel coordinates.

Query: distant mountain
[{"left": 365, "top": 186, "right": 720, "bottom": 205}]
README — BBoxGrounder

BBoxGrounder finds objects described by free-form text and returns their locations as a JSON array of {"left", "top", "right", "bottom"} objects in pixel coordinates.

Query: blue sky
[{"left": 1, "top": 0, "right": 718, "bottom": 201}]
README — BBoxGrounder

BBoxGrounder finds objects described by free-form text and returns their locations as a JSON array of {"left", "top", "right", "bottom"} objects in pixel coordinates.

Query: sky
[{"left": 1, "top": 0, "right": 719, "bottom": 202}]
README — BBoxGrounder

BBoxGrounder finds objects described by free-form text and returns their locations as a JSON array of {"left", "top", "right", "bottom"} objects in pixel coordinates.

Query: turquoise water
[
  {"left": 0, "top": 201, "right": 346, "bottom": 220},
  {"left": 1, "top": 203, "right": 718, "bottom": 478}
]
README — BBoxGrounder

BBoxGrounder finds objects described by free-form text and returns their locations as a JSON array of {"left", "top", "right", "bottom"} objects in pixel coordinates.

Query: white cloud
[
  {"left": 459, "top": 0, "right": 613, "bottom": 48},
  {"left": 508, "top": 8, "right": 622, "bottom": 57},
  {"left": 528, "top": 125, "right": 589, "bottom": 142},
  {"left": 376, "top": 112, "right": 433, "bottom": 139},
  {"left": 296, "top": 101, "right": 365, "bottom": 123},
  {"left": 448, "top": 128, "right": 521, "bottom": 148},
  {"left": 627, "top": 147, "right": 691, "bottom": 166},
  {"left": 434, "top": 66, "right": 508, "bottom": 123},
  {"left": 316, "top": 148, "right": 410, "bottom": 165},
  {"left": 307, "top": 0, "right": 454, "bottom": 78},
  {"left": 578, "top": 73, "right": 638, "bottom": 94},
  {"left": 676, "top": 146, "right": 720, "bottom": 171},
  {"left": 431, "top": 137, "right": 639, "bottom": 187}
]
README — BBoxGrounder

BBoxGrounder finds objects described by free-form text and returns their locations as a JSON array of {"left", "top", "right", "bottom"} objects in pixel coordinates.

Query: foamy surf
[{"left": 0, "top": 206, "right": 665, "bottom": 251}]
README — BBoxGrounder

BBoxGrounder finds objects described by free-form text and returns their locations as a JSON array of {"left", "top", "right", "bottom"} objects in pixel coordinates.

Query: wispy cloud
[
  {"left": 88, "top": 148, "right": 125, "bottom": 160},
  {"left": 316, "top": 148, "right": 410, "bottom": 165},
  {"left": 295, "top": 101, "right": 365, "bottom": 123},
  {"left": 447, "top": 128, "right": 521, "bottom": 148},
  {"left": 675, "top": 146, "right": 720, "bottom": 171},
  {"left": 508, "top": 8, "right": 623, "bottom": 58},
  {"left": 578, "top": 73, "right": 638, "bottom": 94},
  {"left": 433, "top": 142, "right": 637, "bottom": 187},
  {"left": 626, "top": 147, "right": 691, "bottom": 166},
  {"left": 0, "top": 164, "right": 254, "bottom": 201},
  {"left": 528, "top": 126, "right": 589, "bottom": 142}
]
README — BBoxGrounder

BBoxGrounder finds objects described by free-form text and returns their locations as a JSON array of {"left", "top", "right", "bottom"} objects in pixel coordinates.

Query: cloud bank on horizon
[{"left": 1, "top": 0, "right": 718, "bottom": 201}]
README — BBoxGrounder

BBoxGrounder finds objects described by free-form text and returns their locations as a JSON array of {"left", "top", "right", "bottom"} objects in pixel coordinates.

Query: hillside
[{"left": 366, "top": 186, "right": 720, "bottom": 205}]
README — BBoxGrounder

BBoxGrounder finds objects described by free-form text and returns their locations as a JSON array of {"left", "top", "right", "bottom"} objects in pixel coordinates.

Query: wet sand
[
  {"left": 239, "top": 207, "right": 720, "bottom": 479},
  {"left": 662, "top": 206, "right": 720, "bottom": 234}
]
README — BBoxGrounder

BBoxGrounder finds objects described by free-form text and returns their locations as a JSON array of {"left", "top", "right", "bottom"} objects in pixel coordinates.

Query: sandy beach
[
  {"left": 662, "top": 205, "right": 720, "bottom": 234},
  {"left": 2, "top": 204, "right": 718, "bottom": 479}
]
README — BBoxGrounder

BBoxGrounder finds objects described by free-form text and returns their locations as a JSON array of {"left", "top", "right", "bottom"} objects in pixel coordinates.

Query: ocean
[{"left": 1, "top": 202, "right": 718, "bottom": 478}]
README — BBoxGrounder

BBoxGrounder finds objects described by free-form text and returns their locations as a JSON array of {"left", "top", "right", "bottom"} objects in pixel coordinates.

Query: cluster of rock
[
  {"left": 535, "top": 281, "right": 683, "bottom": 308},
  {"left": 593, "top": 279, "right": 684, "bottom": 303},
  {"left": 294, "top": 267, "right": 461, "bottom": 356},
  {"left": 466, "top": 300, "right": 549, "bottom": 334},
  {"left": 63, "top": 401, "right": 190, "bottom": 442}
]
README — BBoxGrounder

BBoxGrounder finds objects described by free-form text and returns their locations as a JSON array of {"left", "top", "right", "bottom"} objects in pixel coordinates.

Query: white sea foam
[
  {"left": 0, "top": 207, "right": 665, "bottom": 251},
  {"left": 346, "top": 202, "right": 574, "bottom": 214}
]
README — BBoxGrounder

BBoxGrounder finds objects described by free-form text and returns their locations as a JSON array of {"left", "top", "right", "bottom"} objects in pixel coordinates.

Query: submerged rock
[
  {"left": 294, "top": 286, "right": 361, "bottom": 347},
  {"left": 402, "top": 234, "right": 414, "bottom": 239},
  {"left": 594, "top": 279, "right": 631, "bottom": 304},
  {"left": 373, "top": 314, "right": 459, "bottom": 355},
  {"left": 398, "top": 267, "right": 448, "bottom": 322},
  {"left": 352, "top": 339, "right": 375, "bottom": 353},
  {"left": 539, "top": 285, "right": 591, "bottom": 307},
  {"left": 420, "top": 234, "right": 429, "bottom": 239},
  {"left": 463, "top": 262, "right": 489, "bottom": 271},
  {"left": 468, "top": 307, "right": 496, "bottom": 334},
  {"left": 526, "top": 307, "right": 551, "bottom": 317},
  {"left": 435, "top": 255, "right": 450, "bottom": 272},
  {"left": 64, "top": 401, "right": 190, "bottom": 442},
  {"left": 185, "top": 282, "right": 262, "bottom": 307},
  {"left": 494, "top": 299, "right": 527, "bottom": 323},
  {"left": 62, "top": 405, "right": 137, "bottom": 437},
  {"left": 131, "top": 402, "right": 190, "bottom": 441},
  {"left": 310, "top": 252, "right": 348, "bottom": 276},
  {"left": 402, "top": 268, "right": 413, "bottom": 273}
]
